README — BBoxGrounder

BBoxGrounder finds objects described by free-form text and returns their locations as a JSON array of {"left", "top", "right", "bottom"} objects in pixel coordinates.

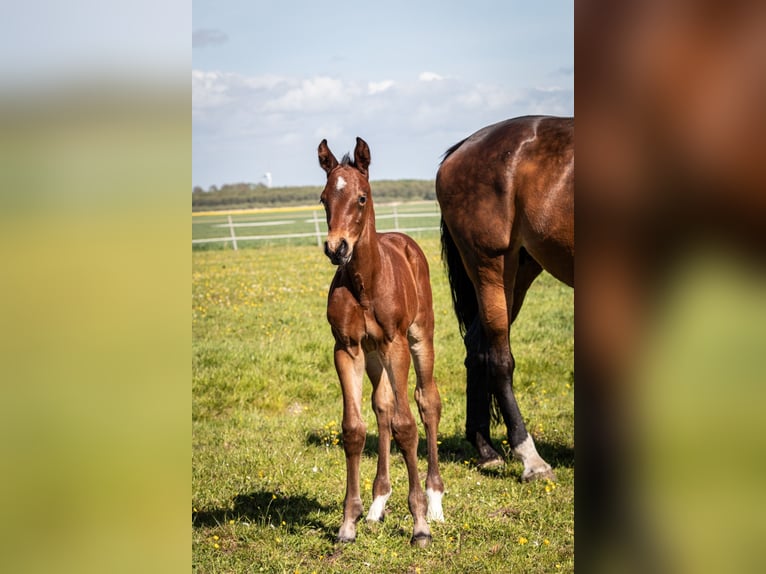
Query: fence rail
[{"left": 192, "top": 203, "right": 441, "bottom": 249}]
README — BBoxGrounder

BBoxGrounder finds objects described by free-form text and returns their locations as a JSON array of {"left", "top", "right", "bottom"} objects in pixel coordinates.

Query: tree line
[{"left": 192, "top": 180, "right": 436, "bottom": 211}]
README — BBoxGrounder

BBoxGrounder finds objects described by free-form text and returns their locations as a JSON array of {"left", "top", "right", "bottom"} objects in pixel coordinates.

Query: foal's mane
[{"left": 340, "top": 153, "right": 357, "bottom": 169}]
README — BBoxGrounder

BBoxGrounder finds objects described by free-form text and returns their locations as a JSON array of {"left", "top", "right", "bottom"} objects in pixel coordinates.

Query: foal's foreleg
[{"left": 335, "top": 344, "right": 367, "bottom": 543}]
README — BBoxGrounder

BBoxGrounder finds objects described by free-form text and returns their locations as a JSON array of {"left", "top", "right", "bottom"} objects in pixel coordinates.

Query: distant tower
[{"left": 263, "top": 172, "right": 272, "bottom": 188}]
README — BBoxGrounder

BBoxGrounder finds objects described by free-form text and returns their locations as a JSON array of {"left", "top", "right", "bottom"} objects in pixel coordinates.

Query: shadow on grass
[
  {"left": 306, "top": 429, "right": 573, "bottom": 481},
  {"left": 193, "top": 490, "right": 336, "bottom": 541}
]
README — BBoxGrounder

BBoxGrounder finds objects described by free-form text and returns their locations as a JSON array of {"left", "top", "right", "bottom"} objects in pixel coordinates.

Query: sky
[{"left": 193, "top": 0, "right": 573, "bottom": 188}]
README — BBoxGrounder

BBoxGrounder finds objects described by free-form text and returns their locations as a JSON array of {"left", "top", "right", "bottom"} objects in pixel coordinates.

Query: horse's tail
[
  {"left": 441, "top": 217, "right": 504, "bottom": 426},
  {"left": 440, "top": 217, "right": 478, "bottom": 336}
]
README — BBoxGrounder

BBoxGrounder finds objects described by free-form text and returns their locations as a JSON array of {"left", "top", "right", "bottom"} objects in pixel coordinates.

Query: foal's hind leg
[
  {"left": 365, "top": 354, "right": 393, "bottom": 523},
  {"left": 409, "top": 322, "right": 445, "bottom": 522},
  {"left": 387, "top": 336, "right": 432, "bottom": 546}
]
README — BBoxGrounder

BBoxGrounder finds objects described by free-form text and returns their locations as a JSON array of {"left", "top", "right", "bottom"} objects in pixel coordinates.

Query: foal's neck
[{"left": 347, "top": 205, "right": 381, "bottom": 305}]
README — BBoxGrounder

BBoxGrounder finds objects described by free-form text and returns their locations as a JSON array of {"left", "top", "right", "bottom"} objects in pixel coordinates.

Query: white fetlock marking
[
  {"left": 426, "top": 488, "right": 444, "bottom": 522},
  {"left": 366, "top": 490, "right": 391, "bottom": 522},
  {"left": 514, "top": 434, "right": 552, "bottom": 477},
  {"left": 513, "top": 434, "right": 539, "bottom": 462}
]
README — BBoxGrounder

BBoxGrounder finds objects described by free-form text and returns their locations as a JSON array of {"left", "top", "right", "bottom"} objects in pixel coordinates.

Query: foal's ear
[
  {"left": 318, "top": 139, "right": 338, "bottom": 175},
  {"left": 354, "top": 137, "right": 371, "bottom": 178}
]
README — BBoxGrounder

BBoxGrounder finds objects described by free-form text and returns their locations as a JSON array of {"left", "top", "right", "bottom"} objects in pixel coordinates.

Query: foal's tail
[{"left": 440, "top": 217, "right": 478, "bottom": 336}]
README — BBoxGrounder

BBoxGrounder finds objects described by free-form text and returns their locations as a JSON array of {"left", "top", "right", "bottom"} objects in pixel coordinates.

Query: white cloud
[
  {"left": 265, "top": 76, "right": 360, "bottom": 112},
  {"left": 368, "top": 80, "right": 395, "bottom": 95},
  {"left": 192, "top": 69, "right": 573, "bottom": 187},
  {"left": 191, "top": 70, "right": 231, "bottom": 110},
  {"left": 418, "top": 71, "right": 444, "bottom": 82}
]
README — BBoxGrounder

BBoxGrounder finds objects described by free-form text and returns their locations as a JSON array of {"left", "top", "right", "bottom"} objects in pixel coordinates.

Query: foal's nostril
[{"left": 324, "top": 238, "right": 350, "bottom": 264}]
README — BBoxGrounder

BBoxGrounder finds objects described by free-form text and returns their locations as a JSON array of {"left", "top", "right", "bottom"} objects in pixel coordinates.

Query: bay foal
[{"left": 318, "top": 137, "right": 444, "bottom": 546}]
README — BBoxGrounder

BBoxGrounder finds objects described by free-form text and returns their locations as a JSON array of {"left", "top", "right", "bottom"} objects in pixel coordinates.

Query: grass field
[{"left": 192, "top": 232, "right": 574, "bottom": 573}]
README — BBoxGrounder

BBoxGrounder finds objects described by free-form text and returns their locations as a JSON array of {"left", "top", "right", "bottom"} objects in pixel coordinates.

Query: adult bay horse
[
  {"left": 318, "top": 137, "right": 444, "bottom": 546},
  {"left": 436, "top": 116, "right": 574, "bottom": 480}
]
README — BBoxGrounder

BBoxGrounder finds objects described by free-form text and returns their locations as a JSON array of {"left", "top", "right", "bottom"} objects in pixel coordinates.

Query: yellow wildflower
[{"left": 518, "top": 536, "right": 528, "bottom": 545}]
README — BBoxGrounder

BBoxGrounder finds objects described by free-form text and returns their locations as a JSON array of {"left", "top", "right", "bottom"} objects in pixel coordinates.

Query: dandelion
[
  {"left": 213, "top": 543, "right": 220, "bottom": 549},
  {"left": 543, "top": 539, "right": 550, "bottom": 546},
  {"left": 518, "top": 536, "right": 528, "bottom": 545},
  {"left": 212, "top": 535, "right": 219, "bottom": 540},
  {"left": 229, "top": 520, "right": 235, "bottom": 525},
  {"left": 272, "top": 494, "right": 277, "bottom": 500},
  {"left": 545, "top": 479, "right": 557, "bottom": 493}
]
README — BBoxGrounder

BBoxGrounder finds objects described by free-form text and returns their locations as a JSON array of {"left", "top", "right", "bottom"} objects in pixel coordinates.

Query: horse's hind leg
[
  {"left": 334, "top": 344, "right": 367, "bottom": 542},
  {"left": 365, "top": 354, "right": 393, "bottom": 523},
  {"left": 464, "top": 315, "right": 505, "bottom": 468},
  {"left": 464, "top": 250, "right": 543, "bottom": 469},
  {"left": 507, "top": 251, "right": 555, "bottom": 481},
  {"left": 511, "top": 248, "right": 543, "bottom": 324},
  {"left": 387, "top": 336, "right": 432, "bottom": 546},
  {"left": 409, "top": 321, "right": 445, "bottom": 522},
  {"left": 476, "top": 256, "right": 554, "bottom": 482}
]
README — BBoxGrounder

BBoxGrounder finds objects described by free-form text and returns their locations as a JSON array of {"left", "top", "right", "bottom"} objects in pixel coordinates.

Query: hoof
[
  {"left": 522, "top": 467, "right": 556, "bottom": 483},
  {"left": 337, "top": 534, "right": 356, "bottom": 544},
  {"left": 477, "top": 455, "right": 505, "bottom": 470},
  {"left": 410, "top": 533, "right": 432, "bottom": 548}
]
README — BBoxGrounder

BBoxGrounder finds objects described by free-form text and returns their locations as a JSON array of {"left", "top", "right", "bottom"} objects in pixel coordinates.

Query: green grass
[{"left": 192, "top": 233, "right": 574, "bottom": 573}]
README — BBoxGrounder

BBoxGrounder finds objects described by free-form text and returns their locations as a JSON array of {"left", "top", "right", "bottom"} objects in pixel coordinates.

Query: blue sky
[{"left": 193, "top": 1, "right": 573, "bottom": 188}]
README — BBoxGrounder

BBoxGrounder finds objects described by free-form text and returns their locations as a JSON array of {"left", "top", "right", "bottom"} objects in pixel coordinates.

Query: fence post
[
  {"left": 313, "top": 209, "right": 322, "bottom": 247},
  {"left": 227, "top": 214, "right": 238, "bottom": 251}
]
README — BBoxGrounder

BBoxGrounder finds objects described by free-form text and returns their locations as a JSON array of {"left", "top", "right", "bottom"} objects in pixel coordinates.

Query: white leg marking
[
  {"left": 514, "top": 434, "right": 553, "bottom": 480},
  {"left": 366, "top": 490, "right": 391, "bottom": 522},
  {"left": 513, "top": 434, "right": 539, "bottom": 461},
  {"left": 426, "top": 488, "right": 444, "bottom": 522}
]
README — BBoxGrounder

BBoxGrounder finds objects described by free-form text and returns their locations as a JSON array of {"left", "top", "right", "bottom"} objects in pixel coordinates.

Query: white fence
[{"left": 192, "top": 204, "right": 441, "bottom": 250}]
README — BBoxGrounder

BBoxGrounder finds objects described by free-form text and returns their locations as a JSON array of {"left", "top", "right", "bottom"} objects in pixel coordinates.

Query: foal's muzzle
[{"left": 324, "top": 238, "right": 351, "bottom": 266}]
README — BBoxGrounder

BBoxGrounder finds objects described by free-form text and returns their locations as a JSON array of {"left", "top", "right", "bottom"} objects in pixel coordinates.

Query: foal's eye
[{"left": 358, "top": 195, "right": 367, "bottom": 205}]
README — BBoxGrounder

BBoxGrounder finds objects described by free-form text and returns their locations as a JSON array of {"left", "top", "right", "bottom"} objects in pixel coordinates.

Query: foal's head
[{"left": 318, "top": 137, "right": 373, "bottom": 266}]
